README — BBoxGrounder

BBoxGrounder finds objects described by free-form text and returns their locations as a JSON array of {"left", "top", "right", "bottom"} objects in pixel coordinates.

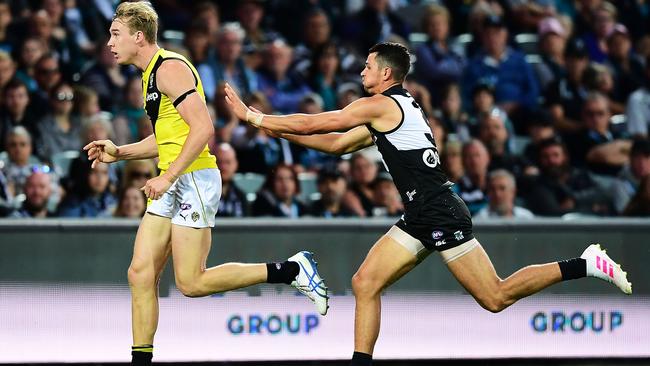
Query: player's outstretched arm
[
  {"left": 224, "top": 82, "right": 383, "bottom": 135},
  {"left": 156, "top": 60, "right": 215, "bottom": 181},
  {"left": 83, "top": 134, "right": 158, "bottom": 168},
  {"left": 273, "top": 125, "right": 374, "bottom": 156}
]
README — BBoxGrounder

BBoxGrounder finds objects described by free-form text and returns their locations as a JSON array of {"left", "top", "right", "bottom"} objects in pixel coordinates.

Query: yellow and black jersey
[{"left": 141, "top": 48, "right": 217, "bottom": 173}]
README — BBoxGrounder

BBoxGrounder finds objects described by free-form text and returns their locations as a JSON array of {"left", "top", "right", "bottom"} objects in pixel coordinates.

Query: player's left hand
[
  {"left": 223, "top": 83, "right": 249, "bottom": 122},
  {"left": 141, "top": 175, "right": 173, "bottom": 200}
]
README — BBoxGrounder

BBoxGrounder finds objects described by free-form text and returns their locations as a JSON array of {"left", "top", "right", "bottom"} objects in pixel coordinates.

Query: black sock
[
  {"left": 558, "top": 258, "right": 587, "bottom": 281},
  {"left": 266, "top": 261, "right": 299, "bottom": 284},
  {"left": 131, "top": 345, "right": 153, "bottom": 366},
  {"left": 350, "top": 351, "right": 372, "bottom": 366}
]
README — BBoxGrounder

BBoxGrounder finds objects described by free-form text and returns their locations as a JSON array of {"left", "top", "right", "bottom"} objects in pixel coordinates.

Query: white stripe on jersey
[{"left": 383, "top": 93, "right": 434, "bottom": 151}]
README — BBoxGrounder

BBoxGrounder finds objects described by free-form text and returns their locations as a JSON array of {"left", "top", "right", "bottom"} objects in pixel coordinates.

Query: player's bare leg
[
  {"left": 170, "top": 225, "right": 267, "bottom": 296},
  {"left": 350, "top": 235, "right": 418, "bottom": 365},
  {"left": 446, "top": 241, "right": 632, "bottom": 313},
  {"left": 128, "top": 214, "right": 172, "bottom": 347}
]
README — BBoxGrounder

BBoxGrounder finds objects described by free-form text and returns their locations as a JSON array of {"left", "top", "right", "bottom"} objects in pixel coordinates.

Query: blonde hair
[
  {"left": 113, "top": 1, "right": 158, "bottom": 44},
  {"left": 421, "top": 4, "right": 450, "bottom": 31}
]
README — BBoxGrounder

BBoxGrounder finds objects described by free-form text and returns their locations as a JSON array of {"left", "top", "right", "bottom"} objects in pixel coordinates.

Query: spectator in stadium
[
  {"left": 526, "top": 137, "right": 604, "bottom": 216},
  {"left": 293, "top": 8, "right": 334, "bottom": 76},
  {"left": 434, "top": 83, "right": 469, "bottom": 141},
  {"left": 230, "top": 92, "right": 282, "bottom": 174},
  {"left": 72, "top": 85, "right": 100, "bottom": 122},
  {"left": 57, "top": 159, "right": 116, "bottom": 217},
  {"left": 475, "top": 169, "right": 534, "bottom": 219},
  {"left": 28, "top": 8, "right": 83, "bottom": 77},
  {"left": 569, "top": 92, "right": 631, "bottom": 176},
  {"left": 79, "top": 42, "right": 127, "bottom": 112},
  {"left": 191, "top": 1, "right": 220, "bottom": 42},
  {"left": 307, "top": 42, "right": 347, "bottom": 112},
  {"left": 371, "top": 171, "right": 404, "bottom": 217},
  {"left": 113, "top": 186, "right": 146, "bottom": 218},
  {"left": 251, "top": 163, "right": 307, "bottom": 217},
  {"left": 466, "top": 82, "right": 497, "bottom": 139},
  {"left": 544, "top": 38, "right": 590, "bottom": 136},
  {"left": 257, "top": 39, "right": 311, "bottom": 114},
  {"left": 0, "top": 79, "right": 39, "bottom": 150},
  {"left": 183, "top": 22, "right": 218, "bottom": 102},
  {"left": 0, "top": 168, "right": 12, "bottom": 217},
  {"left": 214, "top": 143, "right": 248, "bottom": 218},
  {"left": 214, "top": 22, "right": 258, "bottom": 101},
  {"left": 336, "top": 82, "right": 362, "bottom": 109},
  {"left": 453, "top": 139, "right": 489, "bottom": 215},
  {"left": 582, "top": 62, "right": 624, "bottom": 115},
  {"left": 605, "top": 23, "right": 644, "bottom": 107},
  {"left": 414, "top": 4, "right": 465, "bottom": 106},
  {"left": 611, "top": 138, "right": 650, "bottom": 214},
  {"left": 341, "top": 0, "right": 410, "bottom": 56},
  {"left": 522, "top": 109, "right": 557, "bottom": 164},
  {"left": 112, "top": 76, "right": 146, "bottom": 145},
  {"left": 10, "top": 170, "right": 54, "bottom": 218},
  {"left": 236, "top": 0, "right": 276, "bottom": 70},
  {"left": 622, "top": 175, "right": 650, "bottom": 216},
  {"left": 35, "top": 82, "right": 81, "bottom": 161},
  {"left": 2, "top": 126, "right": 44, "bottom": 196},
  {"left": 121, "top": 160, "right": 156, "bottom": 190},
  {"left": 310, "top": 168, "right": 355, "bottom": 218},
  {"left": 442, "top": 139, "right": 464, "bottom": 183},
  {"left": 534, "top": 17, "right": 569, "bottom": 91},
  {"left": 13, "top": 37, "right": 47, "bottom": 92},
  {"left": 625, "top": 56, "right": 650, "bottom": 138},
  {"left": 0, "top": 50, "right": 15, "bottom": 94},
  {"left": 30, "top": 53, "right": 62, "bottom": 118},
  {"left": 462, "top": 14, "right": 540, "bottom": 128},
  {"left": 478, "top": 108, "right": 534, "bottom": 178},
  {"left": 0, "top": 0, "right": 15, "bottom": 53},
  {"left": 343, "top": 152, "right": 379, "bottom": 217},
  {"left": 580, "top": 1, "right": 616, "bottom": 64}
]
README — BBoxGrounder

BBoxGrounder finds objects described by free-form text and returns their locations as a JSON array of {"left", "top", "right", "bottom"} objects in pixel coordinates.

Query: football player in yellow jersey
[{"left": 83, "top": 2, "right": 328, "bottom": 364}]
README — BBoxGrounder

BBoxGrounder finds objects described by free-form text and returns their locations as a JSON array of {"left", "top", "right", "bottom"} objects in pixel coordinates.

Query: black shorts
[{"left": 395, "top": 188, "right": 474, "bottom": 251}]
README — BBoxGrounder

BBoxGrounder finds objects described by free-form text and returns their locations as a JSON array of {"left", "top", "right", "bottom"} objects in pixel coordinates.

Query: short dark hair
[
  {"left": 368, "top": 42, "right": 410, "bottom": 82},
  {"left": 537, "top": 136, "right": 567, "bottom": 158}
]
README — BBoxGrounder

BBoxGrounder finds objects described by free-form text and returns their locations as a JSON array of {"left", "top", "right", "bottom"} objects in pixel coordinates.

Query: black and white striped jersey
[{"left": 366, "top": 85, "right": 452, "bottom": 210}]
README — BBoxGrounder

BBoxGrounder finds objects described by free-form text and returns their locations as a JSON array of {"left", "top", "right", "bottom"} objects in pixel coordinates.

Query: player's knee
[
  {"left": 127, "top": 263, "right": 155, "bottom": 289},
  {"left": 351, "top": 270, "right": 381, "bottom": 297}
]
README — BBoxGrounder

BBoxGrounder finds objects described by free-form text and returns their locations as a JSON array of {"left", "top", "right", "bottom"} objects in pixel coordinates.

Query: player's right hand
[{"left": 83, "top": 140, "right": 119, "bottom": 168}]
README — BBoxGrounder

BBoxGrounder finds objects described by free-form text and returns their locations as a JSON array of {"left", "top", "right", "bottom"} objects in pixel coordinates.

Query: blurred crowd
[{"left": 1, "top": 0, "right": 650, "bottom": 220}]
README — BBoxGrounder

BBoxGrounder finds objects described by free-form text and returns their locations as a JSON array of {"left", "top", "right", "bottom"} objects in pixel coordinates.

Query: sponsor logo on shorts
[
  {"left": 432, "top": 230, "right": 444, "bottom": 240},
  {"left": 191, "top": 212, "right": 200, "bottom": 222},
  {"left": 454, "top": 230, "right": 464, "bottom": 241},
  {"left": 179, "top": 213, "right": 187, "bottom": 221},
  {"left": 435, "top": 239, "right": 446, "bottom": 247},
  {"left": 180, "top": 203, "right": 192, "bottom": 210}
]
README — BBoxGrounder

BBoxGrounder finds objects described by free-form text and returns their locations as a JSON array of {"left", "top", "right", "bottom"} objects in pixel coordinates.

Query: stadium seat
[
  {"left": 233, "top": 172, "right": 265, "bottom": 202},
  {"left": 298, "top": 172, "right": 320, "bottom": 202},
  {"left": 51, "top": 150, "right": 80, "bottom": 178},
  {"left": 515, "top": 33, "right": 539, "bottom": 54}
]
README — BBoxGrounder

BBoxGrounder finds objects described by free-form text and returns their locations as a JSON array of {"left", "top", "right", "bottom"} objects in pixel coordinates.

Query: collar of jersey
[{"left": 143, "top": 48, "right": 165, "bottom": 76}]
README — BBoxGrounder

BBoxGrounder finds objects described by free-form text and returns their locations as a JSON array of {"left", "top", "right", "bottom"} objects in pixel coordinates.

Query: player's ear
[
  {"left": 382, "top": 67, "right": 392, "bottom": 82},
  {"left": 134, "top": 30, "right": 144, "bottom": 44}
]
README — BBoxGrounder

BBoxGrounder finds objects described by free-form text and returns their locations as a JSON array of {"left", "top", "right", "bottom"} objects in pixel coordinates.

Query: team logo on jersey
[
  {"left": 432, "top": 230, "right": 444, "bottom": 240},
  {"left": 146, "top": 92, "right": 159, "bottom": 102},
  {"left": 406, "top": 189, "right": 417, "bottom": 202},
  {"left": 422, "top": 149, "right": 440, "bottom": 168},
  {"left": 192, "top": 212, "right": 200, "bottom": 222}
]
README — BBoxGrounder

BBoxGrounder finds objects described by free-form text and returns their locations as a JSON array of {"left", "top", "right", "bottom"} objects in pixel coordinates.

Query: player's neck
[
  {"left": 376, "top": 81, "right": 402, "bottom": 94},
  {"left": 133, "top": 44, "right": 161, "bottom": 71}
]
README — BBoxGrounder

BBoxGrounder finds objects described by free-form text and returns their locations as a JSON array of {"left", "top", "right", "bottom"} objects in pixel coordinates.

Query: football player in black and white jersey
[{"left": 225, "top": 42, "right": 631, "bottom": 366}]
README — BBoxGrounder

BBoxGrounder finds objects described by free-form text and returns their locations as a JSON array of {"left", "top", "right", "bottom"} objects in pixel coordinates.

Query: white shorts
[{"left": 147, "top": 168, "right": 221, "bottom": 228}]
